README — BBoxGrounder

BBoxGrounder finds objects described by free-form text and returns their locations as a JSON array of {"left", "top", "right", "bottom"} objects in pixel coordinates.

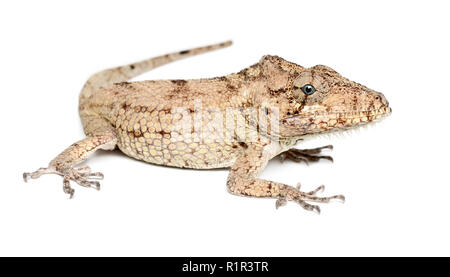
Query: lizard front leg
[
  {"left": 227, "top": 143, "right": 344, "bottom": 213},
  {"left": 23, "top": 130, "right": 117, "bottom": 198}
]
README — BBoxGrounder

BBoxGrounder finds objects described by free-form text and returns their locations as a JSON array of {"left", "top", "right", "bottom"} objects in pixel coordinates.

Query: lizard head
[{"left": 253, "top": 55, "right": 391, "bottom": 139}]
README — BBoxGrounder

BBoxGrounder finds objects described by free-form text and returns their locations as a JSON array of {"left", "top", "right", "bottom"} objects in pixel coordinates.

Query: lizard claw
[
  {"left": 63, "top": 177, "right": 75, "bottom": 198},
  {"left": 278, "top": 145, "right": 334, "bottom": 164},
  {"left": 334, "top": 194, "right": 346, "bottom": 203},
  {"left": 297, "top": 183, "right": 325, "bottom": 195},
  {"left": 63, "top": 167, "right": 103, "bottom": 196},
  {"left": 23, "top": 167, "right": 53, "bottom": 182},
  {"left": 275, "top": 197, "right": 287, "bottom": 209},
  {"left": 76, "top": 166, "right": 104, "bottom": 180},
  {"left": 280, "top": 183, "right": 344, "bottom": 213},
  {"left": 307, "top": 184, "right": 325, "bottom": 195},
  {"left": 295, "top": 198, "right": 321, "bottom": 214},
  {"left": 23, "top": 165, "right": 104, "bottom": 198}
]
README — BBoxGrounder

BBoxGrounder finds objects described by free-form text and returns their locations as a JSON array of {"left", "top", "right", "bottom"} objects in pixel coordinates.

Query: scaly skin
[{"left": 24, "top": 41, "right": 391, "bottom": 213}]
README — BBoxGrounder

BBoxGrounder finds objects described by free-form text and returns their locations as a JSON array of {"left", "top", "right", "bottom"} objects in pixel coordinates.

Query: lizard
[{"left": 23, "top": 40, "right": 391, "bottom": 213}]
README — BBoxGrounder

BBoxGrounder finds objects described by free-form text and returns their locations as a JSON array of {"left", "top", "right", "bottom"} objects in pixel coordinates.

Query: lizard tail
[{"left": 79, "top": 40, "right": 233, "bottom": 101}]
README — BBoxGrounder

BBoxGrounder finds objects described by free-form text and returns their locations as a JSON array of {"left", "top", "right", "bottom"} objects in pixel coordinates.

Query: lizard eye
[{"left": 301, "top": 84, "right": 316, "bottom": 95}]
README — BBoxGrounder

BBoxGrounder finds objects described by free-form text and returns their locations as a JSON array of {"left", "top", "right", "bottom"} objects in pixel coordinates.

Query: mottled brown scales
[{"left": 24, "top": 40, "right": 391, "bottom": 213}]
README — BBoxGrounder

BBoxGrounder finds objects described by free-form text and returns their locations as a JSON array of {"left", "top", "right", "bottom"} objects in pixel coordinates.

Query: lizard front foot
[
  {"left": 23, "top": 165, "right": 104, "bottom": 198},
  {"left": 276, "top": 183, "right": 344, "bottom": 214},
  {"left": 278, "top": 145, "right": 333, "bottom": 164}
]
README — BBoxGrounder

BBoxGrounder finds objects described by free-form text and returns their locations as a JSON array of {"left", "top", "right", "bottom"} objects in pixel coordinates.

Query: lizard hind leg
[{"left": 23, "top": 131, "right": 117, "bottom": 198}]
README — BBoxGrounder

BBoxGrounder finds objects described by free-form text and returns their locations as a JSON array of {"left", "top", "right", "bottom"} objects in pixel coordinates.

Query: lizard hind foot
[
  {"left": 23, "top": 165, "right": 104, "bottom": 198},
  {"left": 278, "top": 145, "right": 334, "bottom": 164},
  {"left": 277, "top": 183, "right": 344, "bottom": 213},
  {"left": 276, "top": 196, "right": 321, "bottom": 214}
]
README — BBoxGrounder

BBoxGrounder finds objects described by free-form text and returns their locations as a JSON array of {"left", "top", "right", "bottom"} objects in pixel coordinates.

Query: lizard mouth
[
  {"left": 328, "top": 106, "right": 392, "bottom": 126},
  {"left": 281, "top": 106, "right": 392, "bottom": 136}
]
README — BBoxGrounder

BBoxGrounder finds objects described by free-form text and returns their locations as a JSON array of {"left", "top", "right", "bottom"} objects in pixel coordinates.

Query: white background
[{"left": 1, "top": 0, "right": 449, "bottom": 257}]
